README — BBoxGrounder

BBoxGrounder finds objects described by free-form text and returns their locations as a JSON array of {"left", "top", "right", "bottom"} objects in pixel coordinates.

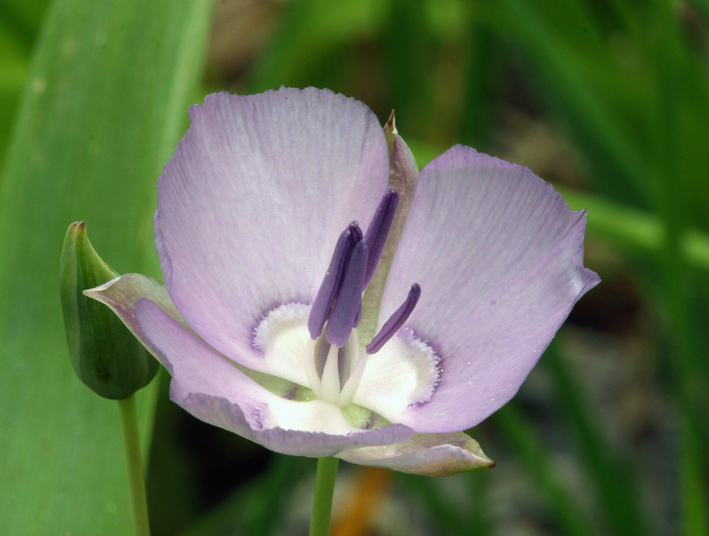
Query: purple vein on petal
[
  {"left": 326, "top": 238, "right": 369, "bottom": 347},
  {"left": 364, "top": 189, "right": 399, "bottom": 286},
  {"left": 308, "top": 222, "right": 361, "bottom": 340},
  {"left": 366, "top": 283, "right": 421, "bottom": 354}
]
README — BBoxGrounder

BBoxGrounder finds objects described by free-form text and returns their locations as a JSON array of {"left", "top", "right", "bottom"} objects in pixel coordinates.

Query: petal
[
  {"left": 156, "top": 87, "right": 389, "bottom": 375},
  {"left": 177, "top": 393, "right": 415, "bottom": 458},
  {"left": 337, "top": 431, "right": 494, "bottom": 476},
  {"left": 134, "top": 298, "right": 414, "bottom": 457},
  {"left": 84, "top": 273, "right": 189, "bottom": 369},
  {"left": 378, "top": 145, "right": 599, "bottom": 433},
  {"left": 352, "top": 326, "right": 440, "bottom": 422},
  {"left": 86, "top": 274, "right": 414, "bottom": 455}
]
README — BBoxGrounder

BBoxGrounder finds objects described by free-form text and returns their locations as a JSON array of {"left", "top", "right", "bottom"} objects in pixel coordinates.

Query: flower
[{"left": 86, "top": 87, "right": 599, "bottom": 476}]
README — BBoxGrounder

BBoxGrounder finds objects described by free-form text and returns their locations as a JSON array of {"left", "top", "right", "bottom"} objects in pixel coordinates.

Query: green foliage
[{"left": 0, "top": 0, "right": 212, "bottom": 533}]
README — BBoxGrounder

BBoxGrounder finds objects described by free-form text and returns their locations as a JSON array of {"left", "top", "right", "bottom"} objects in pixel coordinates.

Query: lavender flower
[{"left": 87, "top": 87, "right": 599, "bottom": 476}]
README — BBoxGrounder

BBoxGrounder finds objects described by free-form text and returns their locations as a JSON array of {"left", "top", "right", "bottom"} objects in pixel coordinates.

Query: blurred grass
[
  {"left": 1, "top": 0, "right": 708, "bottom": 534},
  {"left": 0, "top": 0, "right": 212, "bottom": 533}
]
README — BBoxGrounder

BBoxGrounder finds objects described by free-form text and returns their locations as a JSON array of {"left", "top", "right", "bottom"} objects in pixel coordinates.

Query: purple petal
[
  {"left": 84, "top": 273, "right": 188, "bottom": 371},
  {"left": 156, "top": 88, "right": 389, "bottom": 373},
  {"left": 134, "top": 298, "right": 414, "bottom": 456},
  {"left": 338, "top": 431, "right": 494, "bottom": 476},
  {"left": 178, "top": 393, "right": 415, "bottom": 458},
  {"left": 377, "top": 145, "right": 599, "bottom": 433}
]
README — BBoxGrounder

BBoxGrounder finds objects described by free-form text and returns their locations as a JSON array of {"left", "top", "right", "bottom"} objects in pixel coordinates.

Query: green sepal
[
  {"left": 60, "top": 221, "right": 158, "bottom": 399},
  {"left": 360, "top": 111, "right": 420, "bottom": 344}
]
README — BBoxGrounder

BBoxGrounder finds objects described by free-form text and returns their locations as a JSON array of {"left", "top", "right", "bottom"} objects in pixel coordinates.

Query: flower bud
[{"left": 60, "top": 221, "right": 158, "bottom": 399}]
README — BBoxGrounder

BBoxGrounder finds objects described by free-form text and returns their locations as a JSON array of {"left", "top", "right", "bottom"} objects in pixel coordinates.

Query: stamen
[
  {"left": 353, "top": 301, "right": 363, "bottom": 328},
  {"left": 338, "top": 328, "right": 363, "bottom": 407},
  {"left": 313, "top": 336, "right": 331, "bottom": 378},
  {"left": 363, "top": 189, "right": 399, "bottom": 285},
  {"left": 308, "top": 222, "right": 361, "bottom": 339},
  {"left": 337, "top": 345, "right": 349, "bottom": 387},
  {"left": 350, "top": 221, "right": 364, "bottom": 243},
  {"left": 303, "top": 338, "right": 321, "bottom": 397},
  {"left": 366, "top": 283, "right": 421, "bottom": 354},
  {"left": 325, "top": 238, "right": 369, "bottom": 347},
  {"left": 320, "top": 342, "right": 341, "bottom": 404}
]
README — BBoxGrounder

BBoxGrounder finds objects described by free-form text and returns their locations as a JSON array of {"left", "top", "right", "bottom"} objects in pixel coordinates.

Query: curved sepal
[{"left": 338, "top": 431, "right": 494, "bottom": 476}]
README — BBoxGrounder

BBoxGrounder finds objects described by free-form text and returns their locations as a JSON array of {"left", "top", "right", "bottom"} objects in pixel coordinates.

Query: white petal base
[
  {"left": 253, "top": 303, "right": 441, "bottom": 426},
  {"left": 353, "top": 327, "right": 440, "bottom": 424},
  {"left": 87, "top": 275, "right": 415, "bottom": 457},
  {"left": 252, "top": 302, "right": 311, "bottom": 386}
]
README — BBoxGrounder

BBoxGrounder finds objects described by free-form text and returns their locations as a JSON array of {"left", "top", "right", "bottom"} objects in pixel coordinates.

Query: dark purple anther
[
  {"left": 326, "top": 238, "right": 369, "bottom": 347},
  {"left": 308, "top": 222, "right": 361, "bottom": 339},
  {"left": 363, "top": 189, "right": 399, "bottom": 286},
  {"left": 350, "top": 221, "right": 364, "bottom": 243},
  {"left": 366, "top": 283, "right": 421, "bottom": 354},
  {"left": 354, "top": 301, "right": 363, "bottom": 328}
]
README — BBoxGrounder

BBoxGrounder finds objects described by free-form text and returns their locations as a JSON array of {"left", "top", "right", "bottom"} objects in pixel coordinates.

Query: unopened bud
[{"left": 60, "top": 222, "right": 158, "bottom": 399}]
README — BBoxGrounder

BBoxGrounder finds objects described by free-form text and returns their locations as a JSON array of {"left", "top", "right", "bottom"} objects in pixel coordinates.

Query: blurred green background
[{"left": 1, "top": 0, "right": 708, "bottom": 534}]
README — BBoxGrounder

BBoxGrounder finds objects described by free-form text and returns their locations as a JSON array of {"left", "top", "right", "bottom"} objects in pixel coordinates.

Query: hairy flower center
[{"left": 304, "top": 190, "right": 421, "bottom": 407}]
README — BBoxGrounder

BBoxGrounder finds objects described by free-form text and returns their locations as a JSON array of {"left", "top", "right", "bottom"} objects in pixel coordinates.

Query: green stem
[
  {"left": 310, "top": 457, "right": 340, "bottom": 536},
  {"left": 117, "top": 394, "right": 151, "bottom": 536}
]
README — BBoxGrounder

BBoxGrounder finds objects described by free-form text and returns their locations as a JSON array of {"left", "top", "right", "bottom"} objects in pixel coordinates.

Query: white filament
[
  {"left": 303, "top": 338, "right": 321, "bottom": 398},
  {"left": 303, "top": 328, "right": 367, "bottom": 408},
  {"left": 338, "top": 329, "right": 365, "bottom": 407},
  {"left": 319, "top": 342, "right": 341, "bottom": 405}
]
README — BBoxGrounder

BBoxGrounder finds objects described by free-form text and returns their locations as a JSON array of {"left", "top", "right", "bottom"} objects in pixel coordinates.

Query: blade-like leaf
[{"left": 0, "top": 0, "right": 212, "bottom": 533}]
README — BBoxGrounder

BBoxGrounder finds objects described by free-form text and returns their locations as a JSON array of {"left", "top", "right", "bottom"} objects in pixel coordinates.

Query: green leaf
[
  {"left": 0, "top": 0, "right": 212, "bottom": 533},
  {"left": 0, "top": 0, "right": 48, "bottom": 51}
]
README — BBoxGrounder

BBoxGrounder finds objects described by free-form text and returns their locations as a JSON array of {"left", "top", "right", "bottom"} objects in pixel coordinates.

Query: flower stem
[
  {"left": 117, "top": 394, "right": 151, "bottom": 536},
  {"left": 310, "top": 457, "right": 340, "bottom": 536}
]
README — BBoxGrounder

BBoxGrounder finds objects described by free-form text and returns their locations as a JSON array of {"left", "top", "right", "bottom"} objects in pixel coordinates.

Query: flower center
[{"left": 304, "top": 190, "right": 421, "bottom": 407}]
